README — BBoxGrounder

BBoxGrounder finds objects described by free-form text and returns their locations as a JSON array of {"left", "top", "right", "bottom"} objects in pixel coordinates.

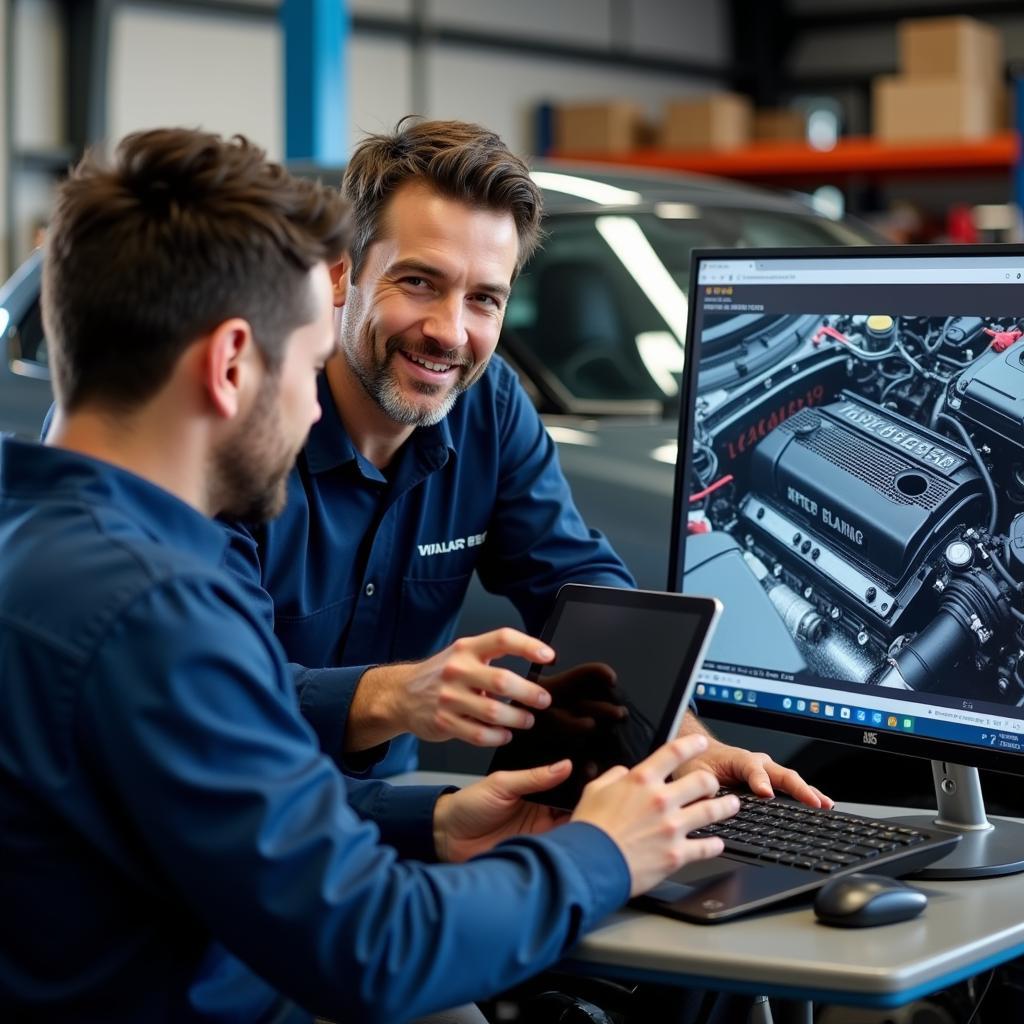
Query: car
[
  {"left": 0, "top": 163, "right": 881, "bottom": 770},
  {"left": 0, "top": 252, "right": 51, "bottom": 439}
]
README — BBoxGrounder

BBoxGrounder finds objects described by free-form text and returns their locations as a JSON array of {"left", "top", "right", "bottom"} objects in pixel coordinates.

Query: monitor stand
[{"left": 899, "top": 761, "right": 1024, "bottom": 879}]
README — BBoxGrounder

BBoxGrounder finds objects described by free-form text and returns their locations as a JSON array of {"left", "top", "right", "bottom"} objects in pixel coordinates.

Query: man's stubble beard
[{"left": 212, "top": 372, "right": 300, "bottom": 523}]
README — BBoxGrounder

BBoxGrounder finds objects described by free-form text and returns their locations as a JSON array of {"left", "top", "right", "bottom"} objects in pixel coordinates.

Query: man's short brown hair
[
  {"left": 43, "top": 128, "right": 350, "bottom": 412},
  {"left": 341, "top": 118, "right": 543, "bottom": 282}
]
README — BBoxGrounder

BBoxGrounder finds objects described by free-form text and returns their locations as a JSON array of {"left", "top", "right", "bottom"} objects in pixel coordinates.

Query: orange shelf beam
[{"left": 549, "top": 134, "right": 1020, "bottom": 182}]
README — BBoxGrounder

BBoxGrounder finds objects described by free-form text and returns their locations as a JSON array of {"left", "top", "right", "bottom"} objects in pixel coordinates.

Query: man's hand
[
  {"left": 433, "top": 761, "right": 573, "bottom": 862},
  {"left": 675, "top": 711, "right": 832, "bottom": 807},
  {"left": 690, "top": 738, "right": 833, "bottom": 808},
  {"left": 572, "top": 735, "right": 739, "bottom": 897},
  {"left": 345, "top": 629, "right": 554, "bottom": 752}
]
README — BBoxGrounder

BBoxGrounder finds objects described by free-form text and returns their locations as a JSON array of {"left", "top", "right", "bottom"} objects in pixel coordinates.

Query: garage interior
[{"left": 2, "top": 3, "right": 1024, "bottom": 1023}]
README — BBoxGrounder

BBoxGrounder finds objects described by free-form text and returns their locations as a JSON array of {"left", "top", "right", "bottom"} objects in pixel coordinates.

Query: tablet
[{"left": 488, "top": 584, "right": 722, "bottom": 810}]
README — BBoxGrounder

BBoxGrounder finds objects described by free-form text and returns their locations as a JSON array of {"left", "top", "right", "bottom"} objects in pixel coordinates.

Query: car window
[
  {"left": 504, "top": 208, "right": 868, "bottom": 406},
  {"left": 6, "top": 299, "right": 49, "bottom": 375}
]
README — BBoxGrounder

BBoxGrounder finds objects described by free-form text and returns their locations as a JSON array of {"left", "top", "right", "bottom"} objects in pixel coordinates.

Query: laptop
[
  {"left": 636, "top": 794, "right": 960, "bottom": 923},
  {"left": 487, "top": 586, "right": 960, "bottom": 923},
  {"left": 488, "top": 583, "right": 721, "bottom": 810}
]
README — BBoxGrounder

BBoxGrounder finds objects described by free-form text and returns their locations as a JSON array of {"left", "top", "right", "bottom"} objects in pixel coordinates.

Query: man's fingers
[
  {"left": 455, "top": 628, "right": 555, "bottom": 666},
  {"left": 447, "top": 661, "right": 551, "bottom": 710},
  {"left": 634, "top": 734, "right": 708, "bottom": 783},
  {"left": 679, "top": 792, "right": 740, "bottom": 833},
  {"left": 811, "top": 786, "right": 835, "bottom": 809},
  {"left": 434, "top": 710, "right": 512, "bottom": 748},
  {"left": 681, "top": 835, "right": 726, "bottom": 863},
  {"left": 585, "top": 763, "right": 629, "bottom": 794},
  {"left": 744, "top": 763, "right": 775, "bottom": 798},
  {"left": 766, "top": 764, "right": 830, "bottom": 808},
  {"left": 490, "top": 759, "right": 572, "bottom": 798},
  {"left": 665, "top": 766, "right": 722, "bottom": 807},
  {"left": 441, "top": 687, "right": 536, "bottom": 731}
]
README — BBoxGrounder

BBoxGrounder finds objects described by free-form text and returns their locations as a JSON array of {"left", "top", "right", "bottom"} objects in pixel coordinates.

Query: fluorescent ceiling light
[
  {"left": 532, "top": 171, "right": 642, "bottom": 206},
  {"left": 651, "top": 441, "right": 678, "bottom": 466},
  {"left": 635, "top": 331, "right": 683, "bottom": 396},
  {"left": 595, "top": 215, "right": 689, "bottom": 344},
  {"left": 655, "top": 202, "right": 699, "bottom": 219},
  {"left": 545, "top": 425, "right": 598, "bottom": 446}
]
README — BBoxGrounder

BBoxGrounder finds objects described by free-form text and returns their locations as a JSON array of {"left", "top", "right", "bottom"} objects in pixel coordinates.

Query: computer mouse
[{"left": 813, "top": 874, "right": 927, "bottom": 928}]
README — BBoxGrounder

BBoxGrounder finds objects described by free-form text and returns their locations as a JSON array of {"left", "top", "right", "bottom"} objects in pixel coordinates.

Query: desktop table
[{"left": 396, "top": 773, "right": 1024, "bottom": 1012}]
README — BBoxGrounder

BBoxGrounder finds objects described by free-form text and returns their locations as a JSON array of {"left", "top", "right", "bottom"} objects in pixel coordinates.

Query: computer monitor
[{"left": 667, "top": 244, "right": 1024, "bottom": 878}]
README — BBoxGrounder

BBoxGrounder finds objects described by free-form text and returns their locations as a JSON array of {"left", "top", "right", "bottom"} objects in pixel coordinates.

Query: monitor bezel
[{"left": 667, "top": 242, "right": 1024, "bottom": 778}]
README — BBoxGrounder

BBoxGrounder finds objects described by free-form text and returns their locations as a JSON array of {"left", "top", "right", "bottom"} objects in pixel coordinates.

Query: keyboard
[
  {"left": 637, "top": 791, "right": 961, "bottom": 923},
  {"left": 696, "top": 791, "right": 943, "bottom": 872}
]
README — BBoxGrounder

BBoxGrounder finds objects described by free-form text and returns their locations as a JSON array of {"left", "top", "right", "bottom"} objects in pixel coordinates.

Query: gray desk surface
[{"left": 395, "top": 772, "right": 1024, "bottom": 1008}]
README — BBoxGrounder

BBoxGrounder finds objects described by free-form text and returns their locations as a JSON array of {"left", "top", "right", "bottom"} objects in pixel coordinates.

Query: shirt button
[{"left": 364, "top": 582, "right": 375, "bottom": 597}]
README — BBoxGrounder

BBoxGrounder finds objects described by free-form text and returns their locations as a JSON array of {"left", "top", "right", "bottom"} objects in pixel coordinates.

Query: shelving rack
[{"left": 549, "top": 134, "right": 1020, "bottom": 185}]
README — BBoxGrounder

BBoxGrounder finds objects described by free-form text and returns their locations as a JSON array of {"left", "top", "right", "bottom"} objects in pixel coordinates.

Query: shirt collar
[
  {"left": 0, "top": 436, "right": 229, "bottom": 565},
  {"left": 304, "top": 372, "right": 457, "bottom": 478},
  {"left": 305, "top": 373, "right": 359, "bottom": 475}
]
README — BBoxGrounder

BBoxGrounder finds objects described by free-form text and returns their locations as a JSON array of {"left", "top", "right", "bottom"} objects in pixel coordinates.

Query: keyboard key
[
  {"left": 722, "top": 840, "right": 773, "bottom": 859},
  {"left": 822, "top": 852, "right": 858, "bottom": 865}
]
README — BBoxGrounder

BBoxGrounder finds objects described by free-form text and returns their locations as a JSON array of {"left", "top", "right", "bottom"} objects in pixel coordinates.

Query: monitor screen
[{"left": 669, "top": 245, "right": 1024, "bottom": 775}]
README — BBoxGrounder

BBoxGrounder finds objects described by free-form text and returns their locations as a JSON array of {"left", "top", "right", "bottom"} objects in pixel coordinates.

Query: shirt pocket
[
  {"left": 393, "top": 573, "right": 473, "bottom": 661},
  {"left": 273, "top": 594, "right": 357, "bottom": 666}
]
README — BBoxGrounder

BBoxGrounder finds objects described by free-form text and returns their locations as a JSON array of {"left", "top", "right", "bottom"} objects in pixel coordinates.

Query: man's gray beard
[{"left": 350, "top": 347, "right": 472, "bottom": 427}]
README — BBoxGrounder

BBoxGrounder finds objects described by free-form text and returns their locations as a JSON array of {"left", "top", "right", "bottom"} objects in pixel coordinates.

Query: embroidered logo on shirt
[{"left": 417, "top": 532, "right": 487, "bottom": 557}]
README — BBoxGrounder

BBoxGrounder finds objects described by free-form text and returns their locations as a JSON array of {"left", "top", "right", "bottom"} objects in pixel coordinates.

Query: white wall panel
[
  {"left": 12, "top": 0, "right": 64, "bottom": 149},
  {"left": 429, "top": 0, "right": 614, "bottom": 49},
  {"left": 351, "top": 0, "right": 413, "bottom": 17},
  {"left": 426, "top": 44, "right": 713, "bottom": 153},
  {"left": 350, "top": 34, "right": 415, "bottom": 148},
  {"left": 108, "top": 5, "right": 282, "bottom": 158},
  {"left": 10, "top": 168, "right": 55, "bottom": 264}
]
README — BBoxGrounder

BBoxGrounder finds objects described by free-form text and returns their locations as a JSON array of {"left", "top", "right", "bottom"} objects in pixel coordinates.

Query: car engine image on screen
[{"left": 683, "top": 307, "right": 1024, "bottom": 707}]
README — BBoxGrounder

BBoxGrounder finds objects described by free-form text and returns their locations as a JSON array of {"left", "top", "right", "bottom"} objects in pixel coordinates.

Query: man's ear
[
  {"left": 330, "top": 256, "right": 350, "bottom": 309},
  {"left": 204, "top": 317, "right": 257, "bottom": 420}
]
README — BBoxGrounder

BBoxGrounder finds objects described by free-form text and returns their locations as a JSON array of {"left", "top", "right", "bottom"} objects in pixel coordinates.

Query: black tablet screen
[{"left": 489, "top": 589, "right": 711, "bottom": 809}]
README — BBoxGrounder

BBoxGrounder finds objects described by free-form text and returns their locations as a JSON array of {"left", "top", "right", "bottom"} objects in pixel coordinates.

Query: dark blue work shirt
[
  {"left": 0, "top": 438, "right": 630, "bottom": 1023},
  {"left": 224, "top": 356, "right": 635, "bottom": 774}
]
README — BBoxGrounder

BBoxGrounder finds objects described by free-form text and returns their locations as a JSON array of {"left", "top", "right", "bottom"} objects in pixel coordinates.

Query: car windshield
[{"left": 503, "top": 206, "right": 869, "bottom": 407}]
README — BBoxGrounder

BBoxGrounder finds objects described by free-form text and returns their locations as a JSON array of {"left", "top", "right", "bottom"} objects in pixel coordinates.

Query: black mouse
[{"left": 813, "top": 873, "right": 927, "bottom": 928}]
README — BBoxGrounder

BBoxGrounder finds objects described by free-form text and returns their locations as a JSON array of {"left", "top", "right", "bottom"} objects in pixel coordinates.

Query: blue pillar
[{"left": 280, "top": 0, "right": 348, "bottom": 164}]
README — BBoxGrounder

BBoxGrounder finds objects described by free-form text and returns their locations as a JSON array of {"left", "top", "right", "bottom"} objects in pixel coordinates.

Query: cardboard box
[
  {"left": 753, "top": 108, "right": 807, "bottom": 143},
  {"left": 554, "top": 102, "right": 647, "bottom": 153},
  {"left": 899, "top": 16, "right": 1003, "bottom": 84},
  {"left": 660, "top": 93, "right": 753, "bottom": 151},
  {"left": 873, "top": 75, "right": 999, "bottom": 142}
]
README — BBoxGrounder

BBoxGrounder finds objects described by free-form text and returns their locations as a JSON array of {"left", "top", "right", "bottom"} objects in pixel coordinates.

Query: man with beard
[
  {"left": 0, "top": 127, "right": 742, "bottom": 1022},
  {"left": 224, "top": 118, "right": 831, "bottom": 812}
]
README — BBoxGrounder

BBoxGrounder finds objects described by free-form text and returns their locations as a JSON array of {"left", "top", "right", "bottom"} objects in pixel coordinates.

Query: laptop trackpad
[{"left": 640, "top": 859, "right": 814, "bottom": 922}]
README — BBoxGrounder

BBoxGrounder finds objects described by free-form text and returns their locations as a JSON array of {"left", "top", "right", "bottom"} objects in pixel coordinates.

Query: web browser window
[{"left": 684, "top": 250, "right": 1024, "bottom": 756}]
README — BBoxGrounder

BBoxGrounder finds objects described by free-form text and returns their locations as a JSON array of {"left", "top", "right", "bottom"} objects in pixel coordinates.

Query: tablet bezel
[{"left": 487, "top": 584, "right": 722, "bottom": 808}]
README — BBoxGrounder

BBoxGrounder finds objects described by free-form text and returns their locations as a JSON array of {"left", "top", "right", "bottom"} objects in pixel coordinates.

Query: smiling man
[
  {"left": 0, "top": 126, "right": 748, "bottom": 1023},
  {"left": 224, "top": 118, "right": 830, "bottom": 808}
]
